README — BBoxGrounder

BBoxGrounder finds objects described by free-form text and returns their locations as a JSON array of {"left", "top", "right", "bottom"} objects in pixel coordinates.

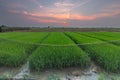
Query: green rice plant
[
  {"left": 91, "top": 32, "right": 120, "bottom": 38},
  {"left": 66, "top": 32, "right": 120, "bottom": 72},
  {"left": 0, "top": 32, "right": 49, "bottom": 43},
  {"left": 0, "top": 40, "right": 33, "bottom": 67},
  {"left": 29, "top": 32, "right": 90, "bottom": 71},
  {"left": 0, "top": 32, "right": 26, "bottom": 38},
  {"left": 0, "top": 33, "right": 49, "bottom": 67},
  {"left": 78, "top": 32, "right": 120, "bottom": 46}
]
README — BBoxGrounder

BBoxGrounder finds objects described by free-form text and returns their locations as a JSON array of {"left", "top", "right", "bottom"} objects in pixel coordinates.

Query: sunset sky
[{"left": 0, "top": 0, "right": 120, "bottom": 27}]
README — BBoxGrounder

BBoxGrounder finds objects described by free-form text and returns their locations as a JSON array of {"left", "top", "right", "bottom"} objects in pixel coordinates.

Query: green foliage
[
  {"left": 29, "top": 32, "right": 90, "bottom": 71},
  {"left": 66, "top": 32, "right": 120, "bottom": 72}
]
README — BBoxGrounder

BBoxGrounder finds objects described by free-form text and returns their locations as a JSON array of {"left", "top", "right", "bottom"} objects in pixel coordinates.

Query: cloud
[
  {"left": 47, "top": 1, "right": 75, "bottom": 14},
  {"left": 9, "top": 8, "right": 120, "bottom": 23},
  {"left": 97, "top": 3, "right": 120, "bottom": 18},
  {"left": 54, "top": 2, "right": 74, "bottom": 7},
  {"left": 109, "top": 4, "right": 120, "bottom": 9},
  {"left": 30, "top": 0, "right": 44, "bottom": 9},
  {"left": 101, "top": 3, "right": 120, "bottom": 12},
  {"left": 28, "top": 17, "right": 58, "bottom": 23},
  {"left": 70, "top": 14, "right": 95, "bottom": 20},
  {"left": 8, "top": 0, "right": 120, "bottom": 24},
  {"left": 8, "top": 0, "right": 93, "bottom": 21},
  {"left": 74, "top": 0, "right": 91, "bottom": 8},
  {"left": 8, "top": 2, "right": 26, "bottom": 9},
  {"left": 94, "top": 11, "right": 120, "bottom": 18}
]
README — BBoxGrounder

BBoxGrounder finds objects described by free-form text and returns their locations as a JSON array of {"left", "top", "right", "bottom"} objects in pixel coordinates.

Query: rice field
[
  {"left": 29, "top": 32, "right": 90, "bottom": 71},
  {"left": 0, "top": 32, "right": 120, "bottom": 72},
  {"left": 78, "top": 32, "right": 120, "bottom": 46},
  {"left": 0, "top": 32, "right": 49, "bottom": 43},
  {"left": 66, "top": 32, "right": 120, "bottom": 71},
  {"left": 0, "top": 40, "right": 31, "bottom": 67},
  {"left": 0, "top": 32, "right": 49, "bottom": 67}
]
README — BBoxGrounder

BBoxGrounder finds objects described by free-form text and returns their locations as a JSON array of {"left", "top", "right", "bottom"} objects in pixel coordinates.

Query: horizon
[
  {"left": 0, "top": 0, "right": 120, "bottom": 27},
  {"left": 2, "top": 26, "right": 120, "bottom": 28}
]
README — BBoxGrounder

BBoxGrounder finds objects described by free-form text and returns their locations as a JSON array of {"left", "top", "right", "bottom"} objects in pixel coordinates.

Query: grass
[
  {"left": 29, "top": 32, "right": 90, "bottom": 71},
  {"left": 66, "top": 32, "right": 120, "bottom": 72}
]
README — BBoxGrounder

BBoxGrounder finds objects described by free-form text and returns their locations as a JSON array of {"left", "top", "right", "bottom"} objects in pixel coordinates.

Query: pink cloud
[
  {"left": 94, "top": 12, "right": 120, "bottom": 18},
  {"left": 9, "top": 6, "right": 120, "bottom": 23},
  {"left": 22, "top": 12, "right": 95, "bottom": 20},
  {"left": 28, "top": 17, "right": 58, "bottom": 23}
]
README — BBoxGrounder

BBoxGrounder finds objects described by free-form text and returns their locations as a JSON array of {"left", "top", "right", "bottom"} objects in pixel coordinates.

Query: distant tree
[
  {"left": 0, "top": 25, "right": 8, "bottom": 32},
  {"left": 1, "top": 25, "right": 7, "bottom": 27},
  {"left": 48, "top": 26, "right": 50, "bottom": 28},
  {"left": 0, "top": 26, "right": 2, "bottom": 32}
]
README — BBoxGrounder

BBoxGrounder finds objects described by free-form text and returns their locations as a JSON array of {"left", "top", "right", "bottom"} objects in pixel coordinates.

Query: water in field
[
  {"left": 30, "top": 68, "right": 120, "bottom": 80},
  {"left": 0, "top": 62, "right": 120, "bottom": 80},
  {"left": 0, "top": 66, "right": 20, "bottom": 78},
  {"left": 30, "top": 67, "right": 99, "bottom": 80}
]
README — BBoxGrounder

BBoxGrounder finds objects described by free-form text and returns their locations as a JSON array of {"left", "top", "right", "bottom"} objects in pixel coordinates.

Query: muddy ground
[{"left": 0, "top": 62, "right": 120, "bottom": 80}]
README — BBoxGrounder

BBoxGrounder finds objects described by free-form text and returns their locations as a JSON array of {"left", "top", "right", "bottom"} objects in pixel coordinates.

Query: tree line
[{"left": 0, "top": 25, "right": 30, "bottom": 32}]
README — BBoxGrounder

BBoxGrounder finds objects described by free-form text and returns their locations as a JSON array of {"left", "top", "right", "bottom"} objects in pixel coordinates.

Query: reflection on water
[
  {"left": 0, "top": 62, "right": 120, "bottom": 80},
  {"left": 31, "top": 67, "right": 99, "bottom": 80}
]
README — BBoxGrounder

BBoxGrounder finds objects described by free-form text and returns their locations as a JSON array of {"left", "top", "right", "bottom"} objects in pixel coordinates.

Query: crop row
[
  {"left": 0, "top": 40, "right": 32, "bottom": 67},
  {"left": 79, "top": 32, "right": 120, "bottom": 46},
  {"left": 0, "top": 32, "right": 120, "bottom": 72},
  {"left": 66, "top": 32, "right": 120, "bottom": 72},
  {"left": 0, "top": 32, "right": 49, "bottom": 43},
  {"left": 29, "top": 32, "right": 90, "bottom": 71},
  {"left": 0, "top": 32, "right": 49, "bottom": 67},
  {"left": 92, "top": 32, "right": 120, "bottom": 37}
]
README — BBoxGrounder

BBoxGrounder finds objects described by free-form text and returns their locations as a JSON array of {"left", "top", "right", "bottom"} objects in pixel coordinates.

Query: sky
[{"left": 0, "top": 0, "right": 120, "bottom": 27}]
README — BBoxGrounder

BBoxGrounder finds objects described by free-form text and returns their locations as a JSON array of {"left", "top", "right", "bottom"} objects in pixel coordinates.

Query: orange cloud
[
  {"left": 70, "top": 14, "right": 95, "bottom": 20},
  {"left": 94, "top": 11, "right": 120, "bottom": 18},
  {"left": 9, "top": 9, "right": 120, "bottom": 23},
  {"left": 29, "top": 17, "right": 58, "bottom": 23},
  {"left": 21, "top": 11, "right": 95, "bottom": 20}
]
